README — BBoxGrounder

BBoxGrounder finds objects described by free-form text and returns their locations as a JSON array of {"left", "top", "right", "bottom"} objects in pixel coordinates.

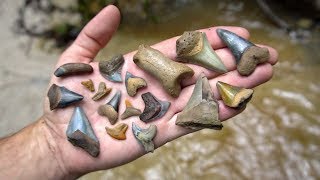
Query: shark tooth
[
  {"left": 133, "top": 45, "right": 194, "bottom": 97},
  {"left": 92, "top": 82, "right": 111, "bottom": 101},
  {"left": 66, "top": 106, "right": 100, "bottom": 157},
  {"left": 216, "top": 81, "right": 253, "bottom": 108},
  {"left": 99, "top": 54, "right": 124, "bottom": 82},
  {"left": 47, "top": 84, "right": 83, "bottom": 110},
  {"left": 216, "top": 28, "right": 270, "bottom": 76},
  {"left": 132, "top": 122, "right": 157, "bottom": 153},
  {"left": 81, "top": 79, "right": 95, "bottom": 92},
  {"left": 54, "top": 63, "right": 93, "bottom": 77},
  {"left": 140, "top": 92, "right": 170, "bottom": 122},
  {"left": 105, "top": 123, "right": 128, "bottom": 140},
  {"left": 175, "top": 73, "right": 222, "bottom": 130},
  {"left": 98, "top": 91, "right": 121, "bottom": 125},
  {"left": 176, "top": 31, "right": 227, "bottom": 73},
  {"left": 125, "top": 71, "right": 147, "bottom": 97},
  {"left": 120, "top": 99, "right": 142, "bottom": 120}
]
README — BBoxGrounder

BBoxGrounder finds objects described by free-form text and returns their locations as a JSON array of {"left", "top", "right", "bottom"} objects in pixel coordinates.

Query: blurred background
[{"left": 0, "top": 0, "right": 319, "bottom": 179}]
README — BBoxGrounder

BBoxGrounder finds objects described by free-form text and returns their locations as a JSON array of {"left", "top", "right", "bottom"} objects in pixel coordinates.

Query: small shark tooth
[
  {"left": 105, "top": 123, "right": 128, "bottom": 140},
  {"left": 132, "top": 122, "right": 157, "bottom": 153},
  {"left": 216, "top": 81, "right": 253, "bottom": 108},
  {"left": 99, "top": 54, "right": 124, "bottom": 82},
  {"left": 81, "top": 79, "right": 95, "bottom": 92},
  {"left": 47, "top": 84, "right": 83, "bottom": 110},
  {"left": 54, "top": 63, "right": 93, "bottom": 77},
  {"left": 133, "top": 45, "right": 194, "bottom": 97},
  {"left": 98, "top": 91, "right": 121, "bottom": 125},
  {"left": 140, "top": 92, "right": 170, "bottom": 122},
  {"left": 125, "top": 71, "right": 147, "bottom": 97},
  {"left": 216, "top": 28, "right": 270, "bottom": 76},
  {"left": 66, "top": 106, "right": 100, "bottom": 157},
  {"left": 120, "top": 99, "right": 142, "bottom": 120},
  {"left": 175, "top": 73, "right": 222, "bottom": 130},
  {"left": 92, "top": 82, "right": 111, "bottom": 101},
  {"left": 176, "top": 31, "right": 227, "bottom": 73}
]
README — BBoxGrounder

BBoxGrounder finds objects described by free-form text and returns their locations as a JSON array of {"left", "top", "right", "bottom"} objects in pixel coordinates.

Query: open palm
[{"left": 42, "top": 5, "right": 278, "bottom": 177}]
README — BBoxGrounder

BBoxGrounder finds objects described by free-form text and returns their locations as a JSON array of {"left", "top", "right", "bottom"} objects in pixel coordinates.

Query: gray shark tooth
[
  {"left": 98, "top": 91, "right": 121, "bottom": 125},
  {"left": 175, "top": 73, "right": 223, "bottom": 130},
  {"left": 140, "top": 92, "right": 170, "bottom": 122},
  {"left": 125, "top": 71, "right": 147, "bottom": 97},
  {"left": 121, "top": 99, "right": 142, "bottom": 120},
  {"left": 47, "top": 84, "right": 83, "bottom": 110},
  {"left": 132, "top": 122, "right": 157, "bottom": 153},
  {"left": 54, "top": 63, "right": 93, "bottom": 77},
  {"left": 66, "top": 106, "right": 100, "bottom": 157},
  {"left": 216, "top": 28, "right": 270, "bottom": 76},
  {"left": 176, "top": 31, "right": 227, "bottom": 73},
  {"left": 99, "top": 54, "right": 124, "bottom": 82}
]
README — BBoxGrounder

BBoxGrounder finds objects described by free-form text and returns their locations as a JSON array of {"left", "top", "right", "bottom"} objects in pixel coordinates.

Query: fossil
[
  {"left": 133, "top": 45, "right": 194, "bottom": 97},
  {"left": 66, "top": 106, "right": 100, "bottom": 157},
  {"left": 99, "top": 54, "right": 124, "bottom": 82},
  {"left": 216, "top": 28, "right": 270, "bottom": 76},
  {"left": 54, "top": 63, "right": 93, "bottom": 77},
  {"left": 176, "top": 31, "right": 227, "bottom": 73},
  {"left": 92, "top": 82, "right": 111, "bottom": 101},
  {"left": 140, "top": 92, "right": 170, "bottom": 122},
  {"left": 47, "top": 84, "right": 83, "bottom": 110},
  {"left": 81, "top": 79, "right": 95, "bottom": 92},
  {"left": 120, "top": 99, "right": 142, "bottom": 120},
  {"left": 98, "top": 91, "right": 121, "bottom": 125},
  {"left": 125, "top": 71, "right": 147, "bottom": 97},
  {"left": 175, "top": 73, "right": 223, "bottom": 130},
  {"left": 132, "top": 122, "right": 157, "bottom": 153},
  {"left": 105, "top": 123, "right": 128, "bottom": 140}
]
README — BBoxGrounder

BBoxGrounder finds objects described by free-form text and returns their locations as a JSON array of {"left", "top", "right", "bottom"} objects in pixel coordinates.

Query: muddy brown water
[{"left": 0, "top": 0, "right": 319, "bottom": 179}]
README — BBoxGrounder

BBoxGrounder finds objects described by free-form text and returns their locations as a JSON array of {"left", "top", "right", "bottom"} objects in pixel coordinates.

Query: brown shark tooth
[
  {"left": 175, "top": 73, "right": 222, "bottom": 130},
  {"left": 216, "top": 81, "right": 253, "bottom": 108},
  {"left": 81, "top": 79, "right": 95, "bottom": 92},
  {"left": 140, "top": 92, "right": 170, "bottom": 122},
  {"left": 98, "top": 91, "right": 121, "bottom": 125},
  {"left": 216, "top": 28, "right": 270, "bottom": 76},
  {"left": 92, "top": 82, "right": 111, "bottom": 101},
  {"left": 47, "top": 84, "right": 83, "bottom": 110},
  {"left": 176, "top": 31, "right": 227, "bottom": 73},
  {"left": 54, "top": 63, "right": 93, "bottom": 77},
  {"left": 66, "top": 106, "right": 100, "bottom": 157},
  {"left": 99, "top": 54, "right": 124, "bottom": 82},
  {"left": 125, "top": 71, "right": 147, "bottom": 97},
  {"left": 133, "top": 45, "right": 194, "bottom": 97},
  {"left": 105, "top": 123, "right": 128, "bottom": 140},
  {"left": 120, "top": 99, "right": 142, "bottom": 120},
  {"left": 132, "top": 122, "right": 157, "bottom": 153}
]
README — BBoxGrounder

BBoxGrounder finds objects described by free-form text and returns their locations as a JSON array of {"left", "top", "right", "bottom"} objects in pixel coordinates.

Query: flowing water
[{"left": 0, "top": 0, "right": 319, "bottom": 179}]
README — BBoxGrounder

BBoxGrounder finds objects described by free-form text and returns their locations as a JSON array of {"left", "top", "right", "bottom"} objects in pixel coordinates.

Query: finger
[{"left": 58, "top": 5, "right": 120, "bottom": 65}]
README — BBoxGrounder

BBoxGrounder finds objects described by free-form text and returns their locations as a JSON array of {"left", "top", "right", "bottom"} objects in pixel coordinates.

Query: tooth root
[
  {"left": 98, "top": 91, "right": 121, "bottom": 125},
  {"left": 81, "top": 79, "right": 95, "bottom": 92},
  {"left": 105, "top": 123, "right": 128, "bottom": 140},
  {"left": 47, "top": 84, "right": 83, "bottom": 110},
  {"left": 54, "top": 63, "right": 93, "bottom": 77},
  {"left": 92, "top": 82, "right": 111, "bottom": 101},
  {"left": 216, "top": 28, "right": 270, "bottom": 76},
  {"left": 140, "top": 92, "right": 170, "bottom": 122},
  {"left": 132, "top": 122, "right": 157, "bottom": 153},
  {"left": 99, "top": 54, "right": 124, "bottom": 82},
  {"left": 216, "top": 81, "right": 253, "bottom": 108},
  {"left": 66, "top": 106, "right": 100, "bottom": 157},
  {"left": 125, "top": 72, "right": 147, "bottom": 97},
  {"left": 176, "top": 73, "right": 222, "bottom": 130},
  {"left": 133, "top": 45, "right": 194, "bottom": 97},
  {"left": 121, "top": 99, "right": 142, "bottom": 120},
  {"left": 176, "top": 31, "right": 227, "bottom": 73}
]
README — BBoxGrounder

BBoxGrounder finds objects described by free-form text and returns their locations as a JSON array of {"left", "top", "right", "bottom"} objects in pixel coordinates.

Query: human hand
[{"left": 42, "top": 5, "right": 278, "bottom": 178}]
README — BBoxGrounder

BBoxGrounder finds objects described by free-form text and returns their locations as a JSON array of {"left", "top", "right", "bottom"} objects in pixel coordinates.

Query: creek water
[{"left": 0, "top": 0, "right": 319, "bottom": 179}]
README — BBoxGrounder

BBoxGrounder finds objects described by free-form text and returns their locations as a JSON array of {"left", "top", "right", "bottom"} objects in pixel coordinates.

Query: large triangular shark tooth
[
  {"left": 47, "top": 84, "right": 83, "bottom": 110},
  {"left": 140, "top": 92, "right": 170, "bottom": 122},
  {"left": 175, "top": 73, "right": 222, "bottom": 130},
  {"left": 98, "top": 91, "right": 121, "bottom": 125},
  {"left": 66, "top": 106, "right": 100, "bottom": 157},
  {"left": 132, "top": 122, "right": 157, "bottom": 153},
  {"left": 99, "top": 54, "right": 124, "bottom": 82}
]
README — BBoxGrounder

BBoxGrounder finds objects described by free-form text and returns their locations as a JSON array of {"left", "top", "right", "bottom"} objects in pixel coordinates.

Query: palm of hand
[{"left": 41, "top": 5, "right": 277, "bottom": 176}]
